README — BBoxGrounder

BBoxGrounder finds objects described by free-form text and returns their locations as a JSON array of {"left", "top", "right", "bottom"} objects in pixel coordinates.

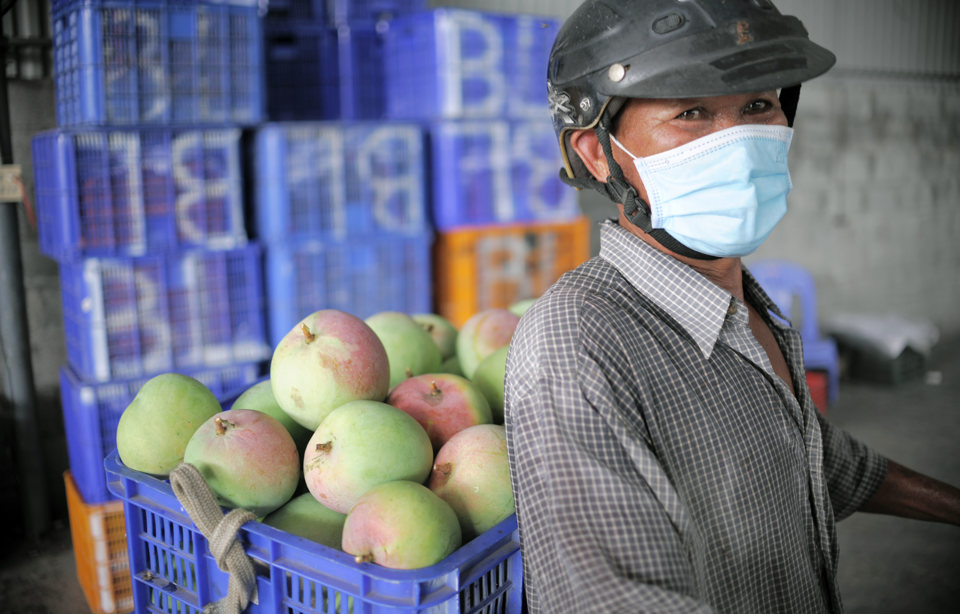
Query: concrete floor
[
  {"left": 0, "top": 337, "right": 958, "bottom": 613},
  {"left": 829, "top": 333, "right": 960, "bottom": 613}
]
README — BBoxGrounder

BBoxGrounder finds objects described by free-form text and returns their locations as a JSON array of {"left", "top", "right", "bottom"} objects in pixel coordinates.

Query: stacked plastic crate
[
  {"left": 33, "top": 2, "right": 270, "bottom": 612},
  {"left": 255, "top": 0, "right": 434, "bottom": 346},
  {"left": 381, "top": 7, "right": 591, "bottom": 327}
]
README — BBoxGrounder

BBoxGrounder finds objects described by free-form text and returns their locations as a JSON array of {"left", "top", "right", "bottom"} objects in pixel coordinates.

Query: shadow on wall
[{"left": 0, "top": 390, "right": 70, "bottom": 544}]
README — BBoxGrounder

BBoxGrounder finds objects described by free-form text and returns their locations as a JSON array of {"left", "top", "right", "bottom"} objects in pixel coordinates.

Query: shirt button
[{"left": 727, "top": 302, "right": 738, "bottom": 316}]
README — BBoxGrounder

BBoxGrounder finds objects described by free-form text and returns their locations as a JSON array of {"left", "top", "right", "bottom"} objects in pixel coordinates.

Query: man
[{"left": 503, "top": 1, "right": 960, "bottom": 612}]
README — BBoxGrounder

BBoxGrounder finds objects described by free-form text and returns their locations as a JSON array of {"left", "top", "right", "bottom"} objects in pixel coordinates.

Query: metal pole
[{"left": 0, "top": 23, "right": 50, "bottom": 540}]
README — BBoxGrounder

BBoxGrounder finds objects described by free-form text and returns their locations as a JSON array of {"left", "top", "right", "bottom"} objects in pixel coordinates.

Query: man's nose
[{"left": 713, "top": 111, "right": 752, "bottom": 131}]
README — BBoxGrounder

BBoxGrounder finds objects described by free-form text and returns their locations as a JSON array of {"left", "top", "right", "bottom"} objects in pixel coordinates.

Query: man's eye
[
  {"left": 676, "top": 108, "right": 703, "bottom": 120},
  {"left": 746, "top": 99, "right": 773, "bottom": 113}
]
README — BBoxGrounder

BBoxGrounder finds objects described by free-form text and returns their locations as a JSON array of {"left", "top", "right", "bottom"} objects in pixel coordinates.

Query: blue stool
[{"left": 748, "top": 259, "right": 840, "bottom": 404}]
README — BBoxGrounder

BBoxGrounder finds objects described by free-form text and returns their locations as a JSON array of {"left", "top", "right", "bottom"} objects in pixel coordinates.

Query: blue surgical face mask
[{"left": 610, "top": 124, "right": 794, "bottom": 257}]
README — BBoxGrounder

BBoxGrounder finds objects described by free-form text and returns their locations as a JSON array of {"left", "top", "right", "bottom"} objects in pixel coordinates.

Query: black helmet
[{"left": 548, "top": 0, "right": 836, "bottom": 257}]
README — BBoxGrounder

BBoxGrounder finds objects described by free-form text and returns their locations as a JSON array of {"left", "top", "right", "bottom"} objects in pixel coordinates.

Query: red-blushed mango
[
  {"left": 342, "top": 480, "right": 461, "bottom": 570},
  {"left": 271, "top": 309, "right": 390, "bottom": 431},
  {"left": 183, "top": 409, "right": 300, "bottom": 517},
  {"left": 386, "top": 373, "right": 492, "bottom": 452},
  {"left": 303, "top": 400, "right": 433, "bottom": 514},
  {"left": 231, "top": 379, "right": 313, "bottom": 453},
  {"left": 428, "top": 424, "right": 514, "bottom": 541},
  {"left": 116, "top": 373, "right": 222, "bottom": 476},
  {"left": 456, "top": 308, "right": 520, "bottom": 379},
  {"left": 262, "top": 492, "right": 346, "bottom": 549},
  {"left": 365, "top": 311, "right": 442, "bottom": 390}
]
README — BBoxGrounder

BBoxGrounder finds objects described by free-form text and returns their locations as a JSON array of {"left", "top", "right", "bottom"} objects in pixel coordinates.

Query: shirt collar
[{"left": 598, "top": 220, "right": 736, "bottom": 359}]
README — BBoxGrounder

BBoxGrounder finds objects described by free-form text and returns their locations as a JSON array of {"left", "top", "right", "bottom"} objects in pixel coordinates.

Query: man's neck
[{"left": 616, "top": 210, "right": 745, "bottom": 301}]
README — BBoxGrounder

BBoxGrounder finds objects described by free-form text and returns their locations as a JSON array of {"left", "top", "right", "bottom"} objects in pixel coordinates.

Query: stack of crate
[
  {"left": 380, "top": 7, "right": 591, "bottom": 327},
  {"left": 33, "top": 1, "right": 270, "bottom": 612},
  {"left": 259, "top": 3, "right": 591, "bottom": 331},
  {"left": 261, "top": 0, "right": 427, "bottom": 121},
  {"left": 254, "top": 0, "right": 435, "bottom": 346}
]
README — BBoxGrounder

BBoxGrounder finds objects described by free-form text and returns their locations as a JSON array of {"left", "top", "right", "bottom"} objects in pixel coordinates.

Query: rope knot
[{"left": 170, "top": 463, "right": 259, "bottom": 614}]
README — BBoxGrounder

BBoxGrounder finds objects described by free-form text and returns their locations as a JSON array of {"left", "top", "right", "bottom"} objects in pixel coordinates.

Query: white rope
[{"left": 170, "top": 462, "right": 259, "bottom": 614}]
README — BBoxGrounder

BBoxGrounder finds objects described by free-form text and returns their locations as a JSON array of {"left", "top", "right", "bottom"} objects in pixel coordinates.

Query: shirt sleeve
[
  {"left": 816, "top": 413, "right": 888, "bottom": 520},
  {"left": 505, "top": 298, "right": 716, "bottom": 614}
]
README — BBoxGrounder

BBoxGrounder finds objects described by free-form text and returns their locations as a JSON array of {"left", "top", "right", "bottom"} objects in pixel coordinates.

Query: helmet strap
[
  {"left": 595, "top": 117, "right": 719, "bottom": 261},
  {"left": 780, "top": 84, "right": 801, "bottom": 127},
  {"left": 595, "top": 118, "right": 650, "bottom": 231}
]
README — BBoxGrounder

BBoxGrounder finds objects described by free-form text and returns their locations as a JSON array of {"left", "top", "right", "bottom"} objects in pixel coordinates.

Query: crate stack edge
[{"left": 39, "top": 3, "right": 269, "bottom": 612}]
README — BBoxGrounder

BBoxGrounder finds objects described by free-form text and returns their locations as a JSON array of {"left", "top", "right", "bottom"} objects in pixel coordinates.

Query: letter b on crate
[{"left": 254, "top": 123, "right": 427, "bottom": 241}]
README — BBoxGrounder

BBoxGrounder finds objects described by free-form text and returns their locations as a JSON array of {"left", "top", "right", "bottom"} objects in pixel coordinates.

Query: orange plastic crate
[
  {"left": 64, "top": 472, "right": 133, "bottom": 614},
  {"left": 433, "top": 217, "right": 591, "bottom": 328}
]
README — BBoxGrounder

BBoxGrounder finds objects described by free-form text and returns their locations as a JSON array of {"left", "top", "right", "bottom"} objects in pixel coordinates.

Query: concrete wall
[
  {"left": 749, "top": 78, "right": 960, "bottom": 337},
  {"left": 1, "top": 78, "right": 66, "bottom": 528},
  {"left": 9, "top": 79, "right": 61, "bottom": 394}
]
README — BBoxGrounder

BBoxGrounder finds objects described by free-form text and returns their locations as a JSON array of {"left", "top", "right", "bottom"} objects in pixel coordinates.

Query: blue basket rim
[{"left": 103, "top": 449, "right": 519, "bottom": 582}]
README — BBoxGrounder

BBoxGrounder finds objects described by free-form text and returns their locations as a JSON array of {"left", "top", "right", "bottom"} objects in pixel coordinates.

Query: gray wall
[
  {"left": 750, "top": 78, "right": 960, "bottom": 336},
  {"left": 4, "top": 78, "right": 65, "bottom": 523},
  {"left": 10, "top": 80, "right": 60, "bottom": 394}
]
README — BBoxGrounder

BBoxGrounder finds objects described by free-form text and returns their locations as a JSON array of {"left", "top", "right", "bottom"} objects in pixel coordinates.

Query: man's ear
[{"left": 568, "top": 129, "right": 609, "bottom": 183}]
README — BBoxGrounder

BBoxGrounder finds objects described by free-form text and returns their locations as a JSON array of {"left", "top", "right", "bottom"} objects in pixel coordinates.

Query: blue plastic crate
[
  {"left": 503, "top": 14, "right": 560, "bottom": 119},
  {"left": 265, "top": 233, "right": 433, "bottom": 346},
  {"left": 253, "top": 121, "right": 428, "bottom": 242},
  {"left": 105, "top": 450, "right": 521, "bottom": 613},
  {"left": 429, "top": 119, "right": 579, "bottom": 230},
  {"left": 60, "top": 362, "right": 264, "bottom": 505},
  {"left": 32, "top": 127, "right": 247, "bottom": 261},
  {"left": 383, "top": 9, "right": 560, "bottom": 121},
  {"left": 263, "top": 23, "right": 386, "bottom": 121},
  {"left": 60, "top": 245, "right": 272, "bottom": 382},
  {"left": 263, "top": 0, "right": 326, "bottom": 23},
  {"left": 52, "top": 1, "right": 263, "bottom": 126},
  {"left": 262, "top": 25, "right": 328, "bottom": 121},
  {"left": 51, "top": 1, "right": 263, "bottom": 17},
  {"left": 327, "top": 0, "right": 427, "bottom": 26},
  {"left": 508, "top": 119, "right": 579, "bottom": 223},
  {"left": 262, "top": 0, "right": 426, "bottom": 27}
]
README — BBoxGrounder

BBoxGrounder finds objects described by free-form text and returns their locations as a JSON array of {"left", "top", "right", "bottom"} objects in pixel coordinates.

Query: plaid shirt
[{"left": 504, "top": 220, "right": 887, "bottom": 613}]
